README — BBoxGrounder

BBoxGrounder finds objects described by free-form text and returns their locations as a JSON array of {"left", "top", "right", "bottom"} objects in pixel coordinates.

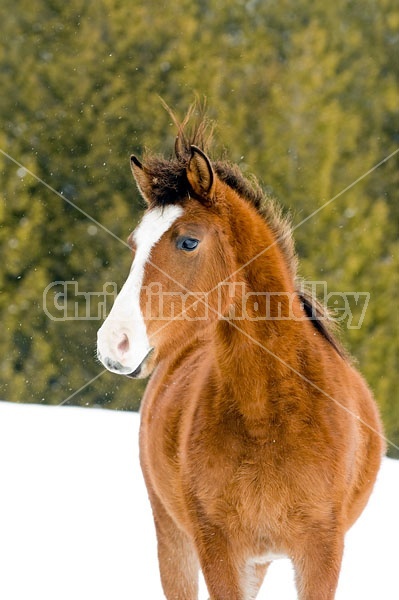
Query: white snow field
[{"left": 0, "top": 400, "right": 397, "bottom": 599}]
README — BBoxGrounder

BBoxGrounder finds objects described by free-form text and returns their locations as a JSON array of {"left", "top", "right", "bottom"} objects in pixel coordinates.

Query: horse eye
[{"left": 176, "top": 237, "right": 200, "bottom": 251}]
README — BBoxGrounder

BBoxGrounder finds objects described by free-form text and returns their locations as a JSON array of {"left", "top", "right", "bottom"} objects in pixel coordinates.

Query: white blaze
[{"left": 97, "top": 205, "right": 183, "bottom": 374}]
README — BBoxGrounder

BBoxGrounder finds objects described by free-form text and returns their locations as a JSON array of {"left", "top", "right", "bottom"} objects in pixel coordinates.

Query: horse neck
[{"left": 213, "top": 213, "right": 308, "bottom": 430}]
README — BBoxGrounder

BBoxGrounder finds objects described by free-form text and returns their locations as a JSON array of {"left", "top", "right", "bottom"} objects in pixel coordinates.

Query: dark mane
[
  {"left": 212, "top": 160, "right": 298, "bottom": 280},
  {"left": 297, "top": 287, "right": 346, "bottom": 359},
  {"left": 140, "top": 103, "right": 345, "bottom": 358}
]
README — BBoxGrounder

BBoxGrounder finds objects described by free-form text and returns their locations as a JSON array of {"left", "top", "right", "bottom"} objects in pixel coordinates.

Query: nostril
[{"left": 117, "top": 333, "right": 129, "bottom": 356}]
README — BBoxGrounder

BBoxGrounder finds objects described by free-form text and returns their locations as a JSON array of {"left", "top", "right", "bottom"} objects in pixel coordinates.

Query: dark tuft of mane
[
  {"left": 298, "top": 288, "right": 346, "bottom": 359},
  {"left": 141, "top": 102, "right": 344, "bottom": 358}
]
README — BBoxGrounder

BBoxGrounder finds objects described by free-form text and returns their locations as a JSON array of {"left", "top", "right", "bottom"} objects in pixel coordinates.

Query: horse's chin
[{"left": 125, "top": 348, "right": 155, "bottom": 379}]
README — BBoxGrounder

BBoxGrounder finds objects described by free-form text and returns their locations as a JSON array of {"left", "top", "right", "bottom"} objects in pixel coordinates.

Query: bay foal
[{"left": 97, "top": 114, "right": 384, "bottom": 599}]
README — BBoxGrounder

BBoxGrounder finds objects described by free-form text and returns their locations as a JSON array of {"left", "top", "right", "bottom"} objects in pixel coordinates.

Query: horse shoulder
[{"left": 139, "top": 344, "right": 214, "bottom": 521}]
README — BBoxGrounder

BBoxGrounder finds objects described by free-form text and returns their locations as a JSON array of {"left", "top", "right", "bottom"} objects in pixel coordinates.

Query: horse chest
[
  {"left": 189, "top": 441, "right": 290, "bottom": 529},
  {"left": 140, "top": 368, "right": 325, "bottom": 541}
]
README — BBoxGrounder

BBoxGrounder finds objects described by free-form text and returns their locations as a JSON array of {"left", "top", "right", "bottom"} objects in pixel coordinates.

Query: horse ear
[
  {"left": 186, "top": 145, "right": 215, "bottom": 202},
  {"left": 130, "top": 155, "right": 151, "bottom": 204}
]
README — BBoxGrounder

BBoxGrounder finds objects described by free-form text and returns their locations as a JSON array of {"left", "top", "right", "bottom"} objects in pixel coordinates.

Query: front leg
[
  {"left": 194, "top": 523, "right": 247, "bottom": 600},
  {"left": 150, "top": 492, "right": 199, "bottom": 600},
  {"left": 292, "top": 529, "right": 344, "bottom": 600}
]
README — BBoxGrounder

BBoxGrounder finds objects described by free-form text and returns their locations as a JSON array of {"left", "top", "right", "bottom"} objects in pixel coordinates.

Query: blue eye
[{"left": 176, "top": 237, "right": 200, "bottom": 251}]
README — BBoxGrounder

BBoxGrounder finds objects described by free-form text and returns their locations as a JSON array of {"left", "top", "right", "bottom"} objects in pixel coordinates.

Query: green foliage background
[{"left": 1, "top": 0, "right": 398, "bottom": 456}]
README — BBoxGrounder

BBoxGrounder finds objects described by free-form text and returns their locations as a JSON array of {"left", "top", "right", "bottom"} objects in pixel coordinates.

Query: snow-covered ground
[{"left": 0, "top": 400, "right": 397, "bottom": 599}]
